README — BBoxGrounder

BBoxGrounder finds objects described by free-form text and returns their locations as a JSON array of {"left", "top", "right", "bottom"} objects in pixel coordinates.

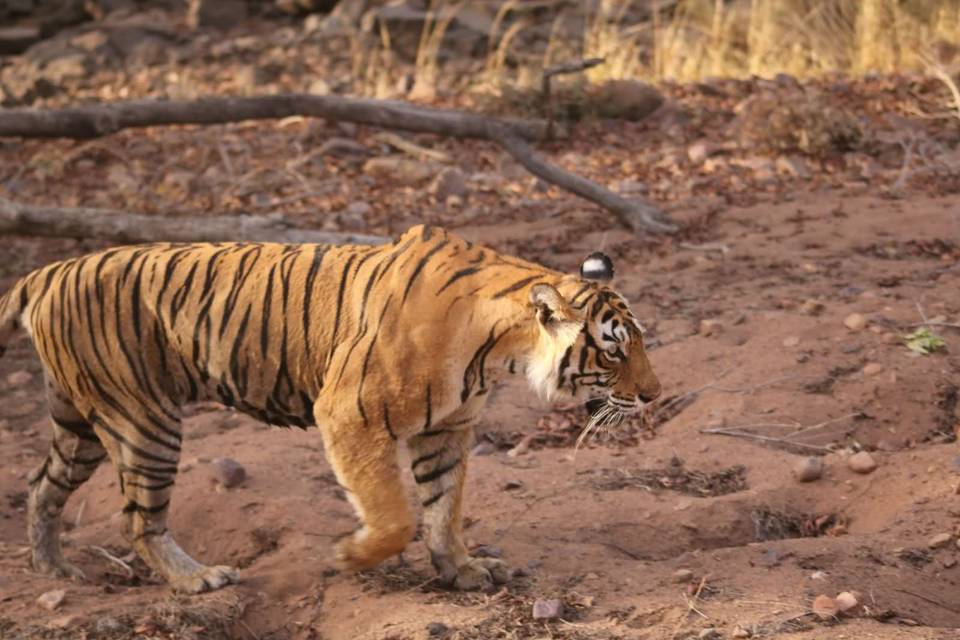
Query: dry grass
[{"left": 348, "top": 0, "right": 960, "bottom": 101}]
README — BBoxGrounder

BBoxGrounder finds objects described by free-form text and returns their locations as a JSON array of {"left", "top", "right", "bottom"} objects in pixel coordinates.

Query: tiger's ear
[
  {"left": 529, "top": 284, "right": 582, "bottom": 336},
  {"left": 580, "top": 252, "right": 614, "bottom": 281}
]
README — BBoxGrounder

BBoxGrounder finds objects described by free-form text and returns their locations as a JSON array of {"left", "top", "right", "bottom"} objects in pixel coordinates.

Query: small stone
[
  {"left": 212, "top": 457, "right": 246, "bottom": 488},
  {"left": 532, "top": 598, "right": 564, "bottom": 620},
  {"left": 731, "top": 625, "right": 751, "bottom": 638},
  {"left": 6, "top": 370, "right": 32, "bottom": 387},
  {"left": 812, "top": 594, "right": 839, "bottom": 620},
  {"left": 428, "top": 167, "right": 468, "bottom": 202},
  {"left": 809, "top": 570, "right": 828, "bottom": 580},
  {"left": 687, "top": 141, "right": 714, "bottom": 164},
  {"left": 426, "top": 622, "right": 449, "bottom": 637},
  {"left": 929, "top": 533, "right": 953, "bottom": 549},
  {"left": 794, "top": 457, "right": 823, "bottom": 482},
  {"left": 881, "top": 332, "right": 900, "bottom": 345},
  {"left": 471, "top": 442, "right": 496, "bottom": 456},
  {"left": 843, "top": 313, "right": 867, "bottom": 331},
  {"left": 699, "top": 319, "right": 723, "bottom": 337},
  {"left": 473, "top": 545, "right": 502, "bottom": 558},
  {"left": 775, "top": 155, "right": 810, "bottom": 179},
  {"left": 835, "top": 591, "right": 859, "bottom": 613},
  {"left": 943, "top": 557, "right": 957, "bottom": 568},
  {"left": 673, "top": 568, "right": 694, "bottom": 583},
  {"left": 37, "top": 589, "right": 66, "bottom": 611},
  {"left": 863, "top": 362, "right": 884, "bottom": 376},
  {"left": 503, "top": 480, "right": 523, "bottom": 491},
  {"left": 847, "top": 451, "right": 877, "bottom": 474},
  {"left": 800, "top": 299, "right": 824, "bottom": 316},
  {"left": 782, "top": 336, "right": 800, "bottom": 348}
]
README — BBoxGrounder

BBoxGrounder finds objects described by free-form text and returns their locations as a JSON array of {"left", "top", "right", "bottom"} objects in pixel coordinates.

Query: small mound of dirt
[
  {"left": 750, "top": 508, "right": 847, "bottom": 541},
  {"left": 586, "top": 457, "right": 747, "bottom": 497}
]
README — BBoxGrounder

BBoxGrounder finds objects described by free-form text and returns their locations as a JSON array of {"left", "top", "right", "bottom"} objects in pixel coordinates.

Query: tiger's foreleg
[
  {"left": 92, "top": 410, "right": 239, "bottom": 594},
  {"left": 320, "top": 419, "right": 416, "bottom": 572},
  {"left": 408, "top": 425, "right": 511, "bottom": 591},
  {"left": 28, "top": 380, "right": 108, "bottom": 580}
]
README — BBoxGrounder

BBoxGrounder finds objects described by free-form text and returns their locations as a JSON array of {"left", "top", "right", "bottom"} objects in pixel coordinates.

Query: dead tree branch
[
  {"left": 0, "top": 94, "right": 677, "bottom": 235},
  {"left": 0, "top": 198, "right": 388, "bottom": 245}
]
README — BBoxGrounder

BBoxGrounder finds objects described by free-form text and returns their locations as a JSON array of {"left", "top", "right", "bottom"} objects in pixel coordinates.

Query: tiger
[{"left": 0, "top": 224, "right": 662, "bottom": 593}]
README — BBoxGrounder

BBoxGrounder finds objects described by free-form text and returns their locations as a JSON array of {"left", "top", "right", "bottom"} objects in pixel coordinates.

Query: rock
[
  {"left": 593, "top": 80, "right": 664, "bottom": 121},
  {"left": 847, "top": 451, "right": 877, "bottom": 474},
  {"left": 731, "top": 625, "right": 751, "bottom": 638},
  {"left": 37, "top": 589, "right": 66, "bottom": 611},
  {"left": 187, "top": 0, "right": 248, "bottom": 28},
  {"left": 699, "top": 319, "right": 722, "bottom": 337},
  {"left": 428, "top": 167, "right": 468, "bottom": 202},
  {"left": 880, "top": 332, "right": 900, "bottom": 345},
  {"left": 812, "top": 594, "right": 839, "bottom": 620},
  {"left": 338, "top": 201, "right": 371, "bottom": 231},
  {"left": 532, "top": 598, "right": 564, "bottom": 620},
  {"left": 843, "top": 313, "right": 867, "bottom": 331},
  {"left": 426, "top": 621, "right": 449, "bottom": 637},
  {"left": 471, "top": 442, "right": 496, "bottom": 456},
  {"left": 473, "top": 545, "right": 502, "bottom": 558},
  {"left": 698, "top": 629, "right": 721, "bottom": 640},
  {"left": 687, "top": 141, "right": 716, "bottom": 164},
  {"left": 6, "top": 370, "right": 32, "bottom": 387},
  {"left": 775, "top": 155, "right": 810, "bottom": 179},
  {"left": 673, "top": 568, "right": 694, "bottom": 583},
  {"left": 835, "top": 591, "right": 859, "bottom": 613},
  {"left": 929, "top": 533, "right": 953, "bottom": 549},
  {"left": 800, "top": 299, "right": 824, "bottom": 316},
  {"left": 363, "top": 157, "right": 434, "bottom": 186},
  {"left": 863, "top": 362, "right": 884, "bottom": 376},
  {"left": 794, "top": 457, "right": 823, "bottom": 482},
  {"left": 782, "top": 336, "right": 800, "bottom": 348},
  {"left": 502, "top": 480, "right": 523, "bottom": 491},
  {"left": 212, "top": 457, "right": 246, "bottom": 488}
]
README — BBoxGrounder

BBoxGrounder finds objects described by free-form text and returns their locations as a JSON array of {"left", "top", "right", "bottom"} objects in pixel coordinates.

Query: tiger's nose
[{"left": 638, "top": 384, "right": 662, "bottom": 403}]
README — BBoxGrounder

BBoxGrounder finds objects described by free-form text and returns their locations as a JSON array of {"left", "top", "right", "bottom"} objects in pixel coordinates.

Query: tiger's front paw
[{"left": 453, "top": 557, "right": 512, "bottom": 591}]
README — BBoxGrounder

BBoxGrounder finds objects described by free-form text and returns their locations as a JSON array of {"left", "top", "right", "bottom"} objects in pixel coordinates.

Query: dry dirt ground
[{"left": 0, "top": 192, "right": 958, "bottom": 640}]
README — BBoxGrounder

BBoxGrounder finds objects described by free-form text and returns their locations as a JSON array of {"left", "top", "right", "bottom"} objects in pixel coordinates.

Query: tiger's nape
[{"left": 0, "top": 224, "right": 660, "bottom": 594}]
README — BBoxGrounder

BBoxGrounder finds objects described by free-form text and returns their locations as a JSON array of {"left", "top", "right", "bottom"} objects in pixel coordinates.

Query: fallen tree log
[
  {"left": 0, "top": 198, "right": 389, "bottom": 246},
  {"left": 0, "top": 93, "right": 678, "bottom": 235}
]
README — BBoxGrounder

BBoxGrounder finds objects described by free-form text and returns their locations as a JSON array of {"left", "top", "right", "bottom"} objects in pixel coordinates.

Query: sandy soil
[{"left": 0, "top": 191, "right": 958, "bottom": 640}]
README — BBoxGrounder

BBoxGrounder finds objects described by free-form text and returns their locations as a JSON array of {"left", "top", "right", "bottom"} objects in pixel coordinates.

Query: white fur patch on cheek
[{"left": 526, "top": 323, "right": 581, "bottom": 401}]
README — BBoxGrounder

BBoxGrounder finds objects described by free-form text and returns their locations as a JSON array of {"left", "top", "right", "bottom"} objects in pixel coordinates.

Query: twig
[
  {"left": 699, "top": 428, "right": 832, "bottom": 453},
  {"left": 239, "top": 619, "right": 260, "bottom": 640},
  {"left": 370, "top": 131, "right": 450, "bottom": 163},
  {"left": 894, "top": 589, "right": 960, "bottom": 614},
  {"left": 541, "top": 57, "right": 605, "bottom": 140},
  {"left": 910, "top": 321, "right": 960, "bottom": 330},
  {"left": 87, "top": 545, "right": 134, "bottom": 578},
  {"left": 684, "top": 577, "right": 710, "bottom": 620},
  {"left": 73, "top": 499, "right": 86, "bottom": 529}
]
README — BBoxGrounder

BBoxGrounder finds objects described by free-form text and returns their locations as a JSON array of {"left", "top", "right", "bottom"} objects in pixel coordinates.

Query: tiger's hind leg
[
  {"left": 90, "top": 409, "right": 239, "bottom": 593},
  {"left": 28, "top": 379, "right": 108, "bottom": 580},
  {"left": 408, "top": 425, "right": 511, "bottom": 591}
]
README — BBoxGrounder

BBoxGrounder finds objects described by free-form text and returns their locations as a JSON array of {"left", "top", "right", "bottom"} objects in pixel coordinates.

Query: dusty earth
[
  {"left": 2, "top": 8, "right": 960, "bottom": 640},
  {"left": 0, "top": 192, "right": 958, "bottom": 640}
]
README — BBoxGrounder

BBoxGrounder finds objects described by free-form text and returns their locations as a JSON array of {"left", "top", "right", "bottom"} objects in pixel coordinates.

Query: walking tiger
[{"left": 0, "top": 224, "right": 661, "bottom": 593}]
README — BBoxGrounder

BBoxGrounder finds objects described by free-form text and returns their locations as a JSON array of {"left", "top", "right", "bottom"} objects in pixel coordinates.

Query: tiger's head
[{"left": 526, "top": 253, "right": 661, "bottom": 425}]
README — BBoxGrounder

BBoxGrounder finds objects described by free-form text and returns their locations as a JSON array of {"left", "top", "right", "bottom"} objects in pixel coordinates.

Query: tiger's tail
[{"left": 0, "top": 277, "right": 29, "bottom": 359}]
